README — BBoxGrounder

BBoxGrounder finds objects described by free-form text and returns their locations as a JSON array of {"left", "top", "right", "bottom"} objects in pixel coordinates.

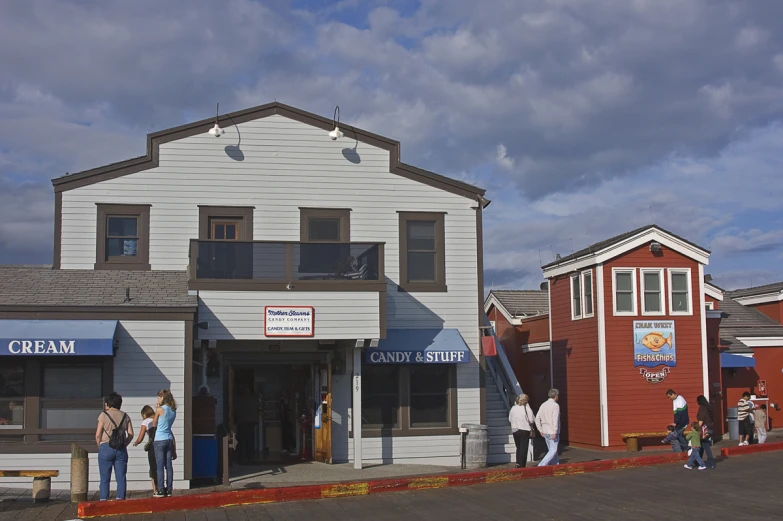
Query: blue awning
[
  {"left": 0, "top": 320, "right": 118, "bottom": 356},
  {"left": 365, "top": 328, "right": 471, "bottom": 364},
  {"left": 721, "top": 352, "right": 756, "bottom": 368}
]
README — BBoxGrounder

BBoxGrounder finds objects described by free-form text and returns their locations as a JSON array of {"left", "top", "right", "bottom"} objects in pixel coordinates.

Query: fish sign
[{"left": 633, "top": 321, "right": 676, "bottom": 373}]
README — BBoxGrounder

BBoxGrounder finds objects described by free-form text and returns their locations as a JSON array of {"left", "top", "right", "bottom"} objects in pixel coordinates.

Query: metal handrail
[{"left": 483, "top": 315, "right": 523, "bottom": 412}]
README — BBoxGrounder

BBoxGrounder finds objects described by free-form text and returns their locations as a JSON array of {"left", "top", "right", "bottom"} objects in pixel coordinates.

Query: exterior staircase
[{"left": 485, "top": 368, "right": 516, "bottom": 463}]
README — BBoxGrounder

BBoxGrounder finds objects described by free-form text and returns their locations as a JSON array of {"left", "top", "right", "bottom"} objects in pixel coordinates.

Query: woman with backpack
[
  {"left": 95, "top": 392, "right": 133, "bottom": 500},
  {"left": 152, "top": 389, "right": 178, "bottom": 498}
]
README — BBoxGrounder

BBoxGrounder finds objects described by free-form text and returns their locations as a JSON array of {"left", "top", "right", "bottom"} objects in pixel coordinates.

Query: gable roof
[
  {"left": 541, "top": 224, "right": 710, "bottom": 278},
  {"left": 485, "top": 290, "right": 549, "bottom": 324},
  {"left": 728, "top": 281, "right": 783, "bottom": 304},
  {"left": 51, "top": 102, "right": 488, "bottom": 206},
  {"left": 0, "top": 266, "right": 196, "bottom": 309},
  {"left": 719, "top": 296, "right": 783, "bottom": 353}
]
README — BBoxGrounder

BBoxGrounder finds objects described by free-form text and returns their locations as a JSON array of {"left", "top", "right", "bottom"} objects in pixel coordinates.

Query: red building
[{"left": 729, "top": 282, "right": 783, "bottom": 324}]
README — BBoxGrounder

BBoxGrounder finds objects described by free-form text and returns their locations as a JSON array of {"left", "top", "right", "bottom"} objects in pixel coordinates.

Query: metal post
[
  {"left": 70, "top": 443, "right": 88, "bottom": 503},
  {"left": 353, "top": 345, "right": 363, "bottom": 470}
]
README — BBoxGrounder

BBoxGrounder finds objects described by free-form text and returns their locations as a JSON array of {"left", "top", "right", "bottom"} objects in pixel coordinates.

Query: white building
[{"left": 0, "top": 103, "right": 517, "bottom": 490}]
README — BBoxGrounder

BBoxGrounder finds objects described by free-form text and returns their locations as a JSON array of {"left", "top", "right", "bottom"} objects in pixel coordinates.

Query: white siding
[
  {"left": 0, "top": 321, "right": 187, "bottom": 490},
  {"left": 58, "top": 113, "right": 481, "bottom": 466},
  {"left": 198, "top": 291, "right": 380, "bottom": 340}
]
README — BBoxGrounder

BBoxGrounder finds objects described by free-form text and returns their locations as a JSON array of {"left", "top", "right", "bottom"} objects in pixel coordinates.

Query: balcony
[{"left": 188, "top": 239, "right": 386, "bottom": 291}]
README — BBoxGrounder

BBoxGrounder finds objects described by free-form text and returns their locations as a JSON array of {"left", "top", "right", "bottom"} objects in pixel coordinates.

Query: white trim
[
  {"left": 595, "top": 263, "right": 609, "bottom": 447},
  {"left": 522, "top": 341, "right": 551, "bottom": 352},
  {"left": 733, "top": 291, "right": 783, "bottom": 306},
  {"left": 548, "top": 282, "right": 554, "bottom": 387},
  {"left": 668, "top": 268, "right": 693, "bottom": 316},
  {"left": 640, "top": 268, "right": 666, "bottom": 316},
  {"left": 704, "top": 283, "right": 724, "bottom": 302},
  {"left": 705, "top": 301, "right": 715, "bottom": 310},
  {"left": 735, "top": 337, "right": 783, "bottom": 348},
  {"left": 582, "top": 269, "right": 595, "bottom": 318},
  {"left": 484, "top": 294, "right": 522, "bottom": 325},
  {"left": 570, "top": 273, "right": 582, "bottom": 320},
  {"left": 612, "top": 268, "right": 638, "bottom": 316},
  {"left": 542, "top": 228, "right": 711, "bottom": 278},
  {"left": 698, "top": 264, "right": 709, "bottom": 398}
]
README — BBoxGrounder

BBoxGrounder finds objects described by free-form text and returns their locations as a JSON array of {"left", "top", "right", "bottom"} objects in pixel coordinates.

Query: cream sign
[{"left": 264, "top": 306, "right": 315, "bottom": 337}]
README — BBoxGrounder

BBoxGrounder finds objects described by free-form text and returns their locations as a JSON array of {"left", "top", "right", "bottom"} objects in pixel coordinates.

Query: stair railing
[{"left": 482, "top": 315, "right": 524, "bottom": 412}]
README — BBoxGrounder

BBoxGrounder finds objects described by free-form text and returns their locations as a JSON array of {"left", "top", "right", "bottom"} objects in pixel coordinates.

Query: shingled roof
[
  {"left": 487, "top": 290, "right": 549, "bottom": 317},
  {"left": 719, "top": 297, "right": 783, "bottom": 353},
  {"left": 728, "top": 281, "right": 783, "bottom": 299},
  {"left": 541, "top": 224, "right": 710, "bottom": 270},
  {"left": 0, "top": 266, "right": 196, "bottom": 308}
]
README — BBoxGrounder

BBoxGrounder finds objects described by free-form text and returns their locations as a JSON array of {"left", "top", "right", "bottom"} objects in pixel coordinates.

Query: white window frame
[
  {"left": 570, "top": 273, "right": 582, "bottom": 320},
  {"left": 581, "top": 269, "right": 594, "bottom": 318},
  {"left": 668, "top": 268, "right": 693, "bottom": 316},
  {"left": 705, "top": 301, "right": 714, "bottom": 310},
  {"left": 640, "top": 268, "right": 666, "bottom": 316},
  {"left": 612, "top": 268, "right": 637, "bottom": 316}
]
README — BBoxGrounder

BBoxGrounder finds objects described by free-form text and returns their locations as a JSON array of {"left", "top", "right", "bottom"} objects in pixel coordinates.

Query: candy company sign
[{"left": 264, "top": 306, "right": 315, "bottom": 337}]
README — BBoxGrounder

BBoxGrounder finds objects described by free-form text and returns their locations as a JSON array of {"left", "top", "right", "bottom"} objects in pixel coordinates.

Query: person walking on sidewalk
[
  {"left": 696, "top": 395, "right": 716, "bottom": 468},
  {"left": 754, "top": 404, "right": 768, "bottom": 444},
  {"left": 666, "top": 389, "right": 689, "bottom": 452},
  {"left": 535, "top": 389, "right": 560, "bottom": 467},
  {"left": 684, "top": 423, "right": 708, "bottom": 470},
  {"left": 737, "top": 392, "right": 755, "bottom": 446},
  {"left": 509, "top": 394, "right": 536, "bottom": 468}
]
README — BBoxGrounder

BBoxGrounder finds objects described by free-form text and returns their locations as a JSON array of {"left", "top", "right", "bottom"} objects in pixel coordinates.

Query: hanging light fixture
[
  {"left": 209, "top": 102, "right": 225, "bottom": 137},
  {"left": 328, "top": 105, "right": 344, "bottom": 140}
]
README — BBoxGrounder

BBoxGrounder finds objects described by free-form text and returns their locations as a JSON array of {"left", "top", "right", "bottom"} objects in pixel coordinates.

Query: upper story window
[
  {"left": 300, "top": 208, "right": 350, "bottom": 242},
  {"left": 612, "top": 268, "right": 637, "bottom": 316},
  {"left": 398, "top": 212, "right": 446, "bottom": 292},
  {"left": 198, "top": 206, "right": 253, "bottom": 241},
  {"left": 570, "top": 270, "right": 594, "bottom": 320},
  {"left": 95, "top": 204, "right": 150, "bottom": 270},
  {"left": 669, "top": 268, "right": 692, "bottom": 315},
  {"left": 641, "top": 269, "right": 665, "bottom": 316}
]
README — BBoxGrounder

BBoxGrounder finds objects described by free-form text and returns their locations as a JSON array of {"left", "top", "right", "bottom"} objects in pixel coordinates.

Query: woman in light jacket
[{"left": 508, "top": 394, "right": 535, "bottom": 468}]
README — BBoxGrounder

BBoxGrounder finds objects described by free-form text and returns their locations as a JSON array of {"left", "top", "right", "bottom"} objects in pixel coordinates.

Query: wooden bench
[
  {"left": 621, "top": 432, "right": 669, "bottom": 452},
  {"left": 0, "top": 470, "right": 59, "bottom": 502}
]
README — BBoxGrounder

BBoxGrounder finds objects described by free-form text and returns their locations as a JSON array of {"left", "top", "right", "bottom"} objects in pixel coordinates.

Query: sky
[{"left": 2, "top": 0, "right": 783, "bottom": 290}]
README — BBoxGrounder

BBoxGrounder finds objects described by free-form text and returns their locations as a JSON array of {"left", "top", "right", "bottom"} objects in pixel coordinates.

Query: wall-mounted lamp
[
  {"left": 209, "top": 102, "right": 225, "bottom": 137},
  {"left": 650, "top": 242, "right": 662, "bottom": 254},
  {"left": 328, "top": 106, "right": 344, "bottom": 140}
]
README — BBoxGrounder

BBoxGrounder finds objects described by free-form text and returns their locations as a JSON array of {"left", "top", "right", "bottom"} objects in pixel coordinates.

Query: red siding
[
  {"left": 517, "top": 315, "right": 550, "bottom": 345},
  {"left": 549, "top": 271, "right": 601, "bottom": 448},
  {"left": 603, "top": 245, "right": 706, "bottom": 449},
  {"left": 706, "top": 295, "right": 720, "bottom": 309},
  {"left": 722, "top": 345, "right": 783, "bottom": 431},
  {"left": 749, "top": 301, "right": 783, "bottom": 324}
]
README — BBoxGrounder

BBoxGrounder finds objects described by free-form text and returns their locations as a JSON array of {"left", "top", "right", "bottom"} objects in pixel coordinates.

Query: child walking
[
  {"left": 684, "top": 422, "right": 707, "bottom": 470},
  {"left": 661, "top": 425, "right": 680, "bottom": 447},
  {"left": 132, "top": 405, "right": 157, "bottom": 494}
]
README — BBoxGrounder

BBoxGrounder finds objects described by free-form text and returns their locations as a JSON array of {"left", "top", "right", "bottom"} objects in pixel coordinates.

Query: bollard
[
  {"left": 32, "top": 476, "right": 51, "bottom": 503},
  {"left": 70, "top": 443, "right": 89, "bottom": 503}
]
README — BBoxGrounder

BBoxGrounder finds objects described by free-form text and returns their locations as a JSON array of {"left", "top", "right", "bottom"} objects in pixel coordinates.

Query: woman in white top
[{"left": 508, "top": 394, "right": 535, "bottom": 468}]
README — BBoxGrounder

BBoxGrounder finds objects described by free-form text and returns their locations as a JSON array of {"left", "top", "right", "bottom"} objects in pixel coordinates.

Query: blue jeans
[
  {"left": 687, "top": 448, "right": 706, "bottom": 468},
  {"left": 98, "top": 443, "right": 128, "bottom": 500},
  {"left": 538, "top": 434, "right": 559, "bottom": 466},
  {"left": 672, "top": 428, "right": 688, "bottom": 453},
  {"left": 699, "top": 430, "right": 715, "bottom": 467},
  {"left": 154, "top": 439, "right": 174, "bottom": 492}
]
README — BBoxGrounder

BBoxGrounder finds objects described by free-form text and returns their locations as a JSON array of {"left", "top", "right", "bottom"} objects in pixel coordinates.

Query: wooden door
[{"left": 314, "top": 364, "right": 332, "bottom": 463}]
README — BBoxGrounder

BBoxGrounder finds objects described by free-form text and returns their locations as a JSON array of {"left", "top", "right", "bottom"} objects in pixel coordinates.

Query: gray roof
[
  {"left": 541, "top": 224, "right": 710, "bottom": 269},
  {"left": 0, "top": 266, "right": 196, "bottom": 308},
  {"left": 719, "top": 297, "right": 783, "bottom": 353},
  {"left": 488, "top": 290, "right": 549, "bottom": 317},
  {"left": 728, "top": 281, "right": 783, "bottom": 299}
]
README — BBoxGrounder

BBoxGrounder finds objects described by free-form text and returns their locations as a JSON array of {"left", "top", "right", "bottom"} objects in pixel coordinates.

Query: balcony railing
[{"left": 188, "top": 240, "right": 385, "bottom": 291}]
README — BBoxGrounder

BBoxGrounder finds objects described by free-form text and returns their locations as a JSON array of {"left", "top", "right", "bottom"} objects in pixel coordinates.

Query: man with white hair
[{"left": 535, "top": 389, "right": 561, "bottom": 467}]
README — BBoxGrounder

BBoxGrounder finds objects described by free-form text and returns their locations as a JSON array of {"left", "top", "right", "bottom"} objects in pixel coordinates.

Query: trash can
[
  {"left": 726, "top": 407, "right": 739, "bottom": 441},
  {"left": 461, "top": 424, "right": 488, "bottom": 469},
  {"left": 192, "top": 434, "right": 218, "bottom": 480}
]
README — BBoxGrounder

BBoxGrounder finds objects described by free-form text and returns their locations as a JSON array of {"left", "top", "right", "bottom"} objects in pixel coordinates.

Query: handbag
[{"left": 524, "top": 406, "right": 538, "bottom": 437}]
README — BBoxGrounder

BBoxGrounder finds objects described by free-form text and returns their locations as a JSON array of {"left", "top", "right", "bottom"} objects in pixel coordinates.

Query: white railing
[{"left": 483, "top": 315, "right": 524, "bottom": 411}]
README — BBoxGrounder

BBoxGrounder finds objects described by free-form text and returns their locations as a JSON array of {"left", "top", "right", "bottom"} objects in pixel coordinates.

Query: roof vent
[
  {"left": 555, "top": 253, "right": 561, "bottom": 260},
  {"left": 705, "top": 274, "right": 713, "bottom": 282},
  {"left": 650, "top": 242, "right": 662, "bottom": 254},
  {"left": 123, "top": 287, "right": 132, "bottom": 303}
]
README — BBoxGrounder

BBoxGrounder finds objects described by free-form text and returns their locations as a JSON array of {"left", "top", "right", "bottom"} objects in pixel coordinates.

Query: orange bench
[
  {"left": 0, "top": 470, "right": 59, "bottom": 502},
  {"left": 621, "top": 432, "right": 669, "bottom": 452}
]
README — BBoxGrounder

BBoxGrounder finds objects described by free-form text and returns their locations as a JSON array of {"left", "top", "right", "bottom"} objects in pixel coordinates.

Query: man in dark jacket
[{"left": 666, "top": 389, "right": 689, "bottom": 452}]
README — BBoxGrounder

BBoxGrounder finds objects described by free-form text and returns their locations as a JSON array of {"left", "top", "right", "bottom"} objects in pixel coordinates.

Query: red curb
[
  {"left": 720, "top": 441, "right": 783, "bottom": 458},
  {"left": 77, "top": 452, "right": 688, "bottom": 518}
]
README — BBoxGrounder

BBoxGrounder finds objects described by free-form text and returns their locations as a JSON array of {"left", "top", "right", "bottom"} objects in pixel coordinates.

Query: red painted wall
[
  {"left": 749, "top": 301, "right": 783, "bottom": 324},
  {"left": 603, "top": 244, "right": 706, "bottom": 449},
  {"left": 549, "top": 270, "right": 601, "bottom": 448},
  {"left": 517, "top": 315, "right": 550, "bottom": 345},
  {"left": 706, "top": 295, "right": 720, "bottom": 310},
  {"left": 722, "top": 346, "right": 783, "bottom": 431}
]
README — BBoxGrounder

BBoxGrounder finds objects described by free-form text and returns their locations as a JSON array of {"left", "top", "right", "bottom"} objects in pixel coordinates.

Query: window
[
  {"left": 0, "top": 362, "right": 25, "bottom": 429},
  {"left": 669, "top": 269, "right": 692, "bottom": 315},
  {"left": 198, "top": 206, "right": 253, "bottom": 241},
  {"left": 300, "top": 208, "right": 350, "bottom": 243},
  {"left": 0, "top": 359, "right": 112, "bottom": 450},
  {"left": 210, "top": 220, "right": 239, "bottom": 241},
  {"left": 641, "top": 269, "right": 665, "bottom": 315},
  {"left": 198, "top": 206, "right": 254, "bottom": 279},
  {"left": 95, "top": 204, "right": 151, "bottom": 270},
  {"left": 570, "top": 270, "right": 593, "bottom": 320},
  {"left": 398, "top": 212, "right": 446, "bottom": 292},
  {"left": 613, "top": 269, "right": 637, "bottom": 315},
  {"left": 361, "top": 364, "right": 457, "bottom": 436}
]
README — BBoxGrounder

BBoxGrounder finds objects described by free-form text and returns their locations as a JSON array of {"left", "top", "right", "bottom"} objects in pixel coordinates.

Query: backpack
[{"left": 104, "top": 412, "right": 128, "bottom": 450}]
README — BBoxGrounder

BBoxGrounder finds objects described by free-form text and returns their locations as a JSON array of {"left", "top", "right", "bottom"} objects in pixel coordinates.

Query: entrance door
[{"left": 314, "top": 364, "right": 332, "bottom": 463}]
